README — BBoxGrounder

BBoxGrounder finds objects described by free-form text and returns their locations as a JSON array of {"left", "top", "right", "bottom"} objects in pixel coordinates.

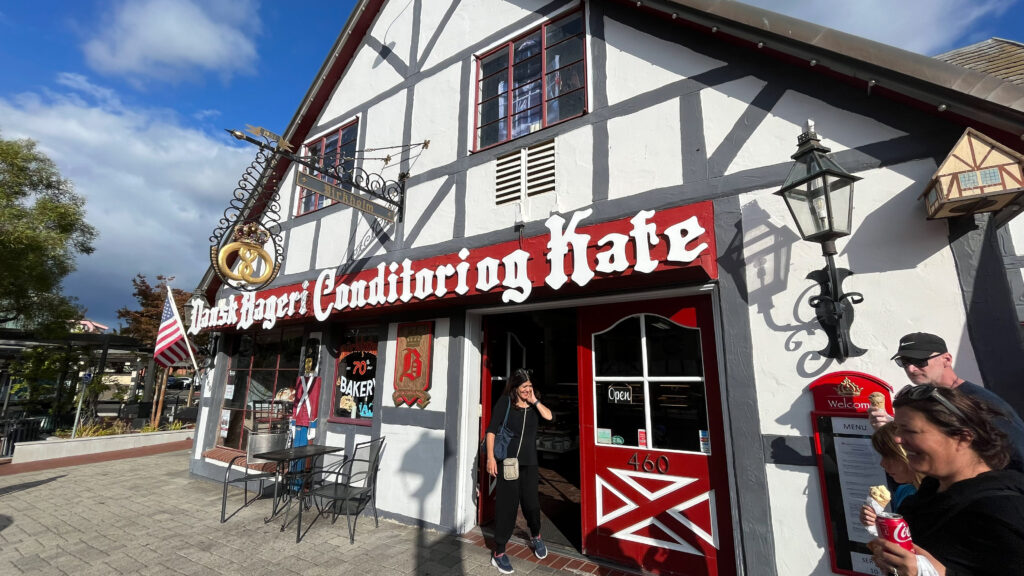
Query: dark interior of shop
[{"left": 482, "top": 307, "right": 581, "bottom": 552}]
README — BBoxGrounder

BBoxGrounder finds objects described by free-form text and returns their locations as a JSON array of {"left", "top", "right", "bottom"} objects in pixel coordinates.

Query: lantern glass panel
[
  {"left": 783, "top": 176, "right": 831, "bottom": 239},
  {"left": 827, "top": 175, "right": 853, "bottom": 235}
]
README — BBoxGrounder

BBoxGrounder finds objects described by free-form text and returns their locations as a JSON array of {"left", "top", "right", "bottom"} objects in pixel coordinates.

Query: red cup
[{"left": 875, "top": 512, "right": 914, "bottom": 551}]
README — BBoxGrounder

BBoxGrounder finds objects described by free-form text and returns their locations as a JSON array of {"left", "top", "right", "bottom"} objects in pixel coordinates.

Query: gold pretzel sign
[
  {"left": 211, "top": 222, "right": 280, "bottom": 289},
  {"left": 217, "top": 241, "right": 274, "bottom": 284}
]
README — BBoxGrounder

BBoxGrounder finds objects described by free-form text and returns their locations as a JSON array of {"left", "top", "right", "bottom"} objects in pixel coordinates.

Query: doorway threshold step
[{"left": 462, "top": 526, "right": 644, "bottom": 576}]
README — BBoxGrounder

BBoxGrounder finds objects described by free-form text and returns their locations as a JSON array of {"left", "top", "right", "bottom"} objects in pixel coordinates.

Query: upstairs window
[
  {"left": 475, "top": 10, "right": 586, "bottom": 150},
  {"left": 297, "top": 120, "right": 358, "bottom": 216}
]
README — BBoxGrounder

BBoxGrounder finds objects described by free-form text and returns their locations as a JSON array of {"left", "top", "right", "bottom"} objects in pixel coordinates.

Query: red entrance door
[{"left": 578, "top": 296, "right": 733, "bottom": 576}]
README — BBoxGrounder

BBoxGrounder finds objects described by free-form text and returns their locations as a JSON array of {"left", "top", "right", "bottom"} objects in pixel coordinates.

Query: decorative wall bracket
[{"left": 806, "top": 256, "right": 865, "bottom": 362}]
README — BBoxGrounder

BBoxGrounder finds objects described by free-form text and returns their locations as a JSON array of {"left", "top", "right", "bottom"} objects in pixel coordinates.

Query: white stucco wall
[
  {"left": 741, "top": 158, "right": 984, "bottom": 572},
  {"left": 284, "top": 221, "right": 316, "bottom": 275},
  {"left": 376, "top": 423, "right": 446, "bottom": 525},
  {"left": 602, "top": 16, "right": 724, "bottom": 106}
]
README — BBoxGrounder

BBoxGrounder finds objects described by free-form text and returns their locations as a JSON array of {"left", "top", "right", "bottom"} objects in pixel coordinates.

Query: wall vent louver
[{"left": 494, "top": 139, "right": 555, "bottom": 205}]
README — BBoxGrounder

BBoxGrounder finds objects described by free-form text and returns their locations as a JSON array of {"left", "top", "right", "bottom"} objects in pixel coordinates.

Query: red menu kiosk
[{"left": 809, "top": 371, "right": 894, "bottom": 576}]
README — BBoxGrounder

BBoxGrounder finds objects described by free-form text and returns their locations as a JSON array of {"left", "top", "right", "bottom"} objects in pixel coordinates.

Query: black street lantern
[{"left": 776, "top": 121, "right": 865, "bottom": 362}]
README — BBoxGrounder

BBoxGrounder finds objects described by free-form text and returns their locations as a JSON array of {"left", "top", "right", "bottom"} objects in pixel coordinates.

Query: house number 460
[{"left": 628, "top": 453, "right": 669, "bottom": 474}]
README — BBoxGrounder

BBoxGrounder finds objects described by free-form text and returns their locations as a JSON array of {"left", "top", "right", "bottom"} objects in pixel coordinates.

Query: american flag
[{"left": 154, "top": 292, "right": 191, "bottom": 368}]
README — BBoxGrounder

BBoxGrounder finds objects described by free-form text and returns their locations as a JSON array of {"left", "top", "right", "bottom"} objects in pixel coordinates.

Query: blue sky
[{"left": 0, "top": 0, "right": 1021, "bottom": 332}]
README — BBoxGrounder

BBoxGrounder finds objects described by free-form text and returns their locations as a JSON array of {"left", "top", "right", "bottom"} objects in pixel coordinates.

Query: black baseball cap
[{"left": 891, "top": 332, "right": 948, "bottom": 360}]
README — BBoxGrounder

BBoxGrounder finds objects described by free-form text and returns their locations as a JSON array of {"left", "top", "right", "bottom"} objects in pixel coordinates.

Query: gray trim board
[
  {"left": 948, "top": 214, "right": 1024, "bottom": 413},
  {"left": 714, "top": 195, "right": 776, "bottom": 576},
  {"left": 380, "top": 406, "right": 446, "bottom": 429},
  {"left": 588, "top": 2, "right": 609, "bottom": 203},
  {"left": 440, "top": 310, "right": 467, "bottom": 529},
  {"left": 762, "top": 435, "right": 816, "bottom": 467}
]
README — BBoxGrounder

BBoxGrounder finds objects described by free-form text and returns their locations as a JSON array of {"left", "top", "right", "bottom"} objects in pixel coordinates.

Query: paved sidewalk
[{"left": 0, "top": 449, "right": 591, "bottom": 576}]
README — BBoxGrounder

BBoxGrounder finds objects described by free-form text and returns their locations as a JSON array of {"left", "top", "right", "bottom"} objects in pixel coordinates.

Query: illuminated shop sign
[{"left": 188, "top": 202, "right": 716, "bottom": 334}]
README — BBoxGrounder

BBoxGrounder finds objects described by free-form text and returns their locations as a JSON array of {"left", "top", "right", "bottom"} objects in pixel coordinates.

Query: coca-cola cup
[{"left": 875, "top": 512, "right": 914, "bottom": 551}]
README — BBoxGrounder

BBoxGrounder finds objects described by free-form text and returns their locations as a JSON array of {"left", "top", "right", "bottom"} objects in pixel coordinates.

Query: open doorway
[{"left": 480, "top": 307, "right": 582, "bottom": 552}]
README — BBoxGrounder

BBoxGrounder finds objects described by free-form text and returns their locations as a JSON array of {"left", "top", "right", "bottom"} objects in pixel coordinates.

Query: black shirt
[
  {"left": 487, "top": 395, "right": 539, "bottom": 466},
  {"left": 901, "top": 470, "right": 1024, "bottom": 576}
]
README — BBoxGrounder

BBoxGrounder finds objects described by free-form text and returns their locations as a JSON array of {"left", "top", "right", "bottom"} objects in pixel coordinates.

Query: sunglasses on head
[
  {"left": 896, "top": 384, "right": 967, "bottom": 421},
  {"left": 894, "top": 353, "right": 942, "bottom": 369}
]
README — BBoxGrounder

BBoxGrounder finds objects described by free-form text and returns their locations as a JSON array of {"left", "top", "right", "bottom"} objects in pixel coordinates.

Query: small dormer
[{"left": 920, "top": 127, "right": 1024, "bottom": 219}]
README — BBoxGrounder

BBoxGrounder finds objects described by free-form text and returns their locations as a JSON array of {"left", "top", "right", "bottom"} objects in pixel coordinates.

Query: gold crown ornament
[{"left": 835, "top": 377, "right": 863, "bottom": 397}]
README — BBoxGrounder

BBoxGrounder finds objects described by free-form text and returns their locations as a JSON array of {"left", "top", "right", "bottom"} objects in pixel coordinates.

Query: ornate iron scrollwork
[{"left": 209, "top": 130, "right": 285, "bottom": 292}]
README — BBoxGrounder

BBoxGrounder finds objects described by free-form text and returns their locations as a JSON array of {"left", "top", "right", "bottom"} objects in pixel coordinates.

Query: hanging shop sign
[
  {"left": 189, "top": 201, "right": 716, "bottom": 334},
  {"left": 809, "top": 371, "right": 894, "bottom": 576},
  {"left": 297, "top": 172, "right": 397, "bottom": 222},
  {"left": 393, "top": 321, "right": 434, "bottom": 408}
]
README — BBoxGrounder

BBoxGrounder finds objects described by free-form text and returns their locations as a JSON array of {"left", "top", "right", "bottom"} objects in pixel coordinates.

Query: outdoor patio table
[{"left": 253, "top": 443, "right": 344, "bottom": 530}]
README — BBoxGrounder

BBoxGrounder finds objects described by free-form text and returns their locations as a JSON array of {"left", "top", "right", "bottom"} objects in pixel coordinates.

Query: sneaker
[
  {"left": 530, "top": 536, "right": 548, "bottom": 560},
  {"left": 491, "top": 553, "right": 514, "bottom": 574}
]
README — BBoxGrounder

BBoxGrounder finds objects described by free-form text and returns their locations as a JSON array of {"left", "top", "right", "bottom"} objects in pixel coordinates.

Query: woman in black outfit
[
  {"left": 869, "top": 384, "right": 1024, "bottom": 576},
  {"left": 485, "top": 369, "right": 553, "bottom": 574}
]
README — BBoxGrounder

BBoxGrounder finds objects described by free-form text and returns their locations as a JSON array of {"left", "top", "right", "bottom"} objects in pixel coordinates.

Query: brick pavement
[{"left": 0, "top": 450, "right": 637, "bottom": 576}]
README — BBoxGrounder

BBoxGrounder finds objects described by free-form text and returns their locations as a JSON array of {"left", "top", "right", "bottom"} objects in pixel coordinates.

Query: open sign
[{"left": 607, "top": 385, "right": 632, "bottom": 404}]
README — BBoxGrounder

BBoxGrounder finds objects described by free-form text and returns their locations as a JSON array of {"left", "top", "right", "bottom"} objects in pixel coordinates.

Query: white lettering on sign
[
  {"left": 826, "top": 398, "right": 871, "bottom": 411},
  {"left": 608, "top": 386, "right": 632, "bottom": 404},
  {"left": 337, "top": 376, "right": 375, "bottom": 399},
  {"left": 189, "top": 207, "right": 711, "bottom": 334}
]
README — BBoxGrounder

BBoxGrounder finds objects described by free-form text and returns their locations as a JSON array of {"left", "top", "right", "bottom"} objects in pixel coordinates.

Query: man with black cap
[{"left": 872, "top": 332, "right": 1024, "bottom": 470}]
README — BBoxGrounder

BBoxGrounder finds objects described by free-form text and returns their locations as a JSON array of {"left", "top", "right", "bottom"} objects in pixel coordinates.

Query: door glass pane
[
  {"left": 223, "top": 370, "right": 247, "bottom": 410},
  {"left": 248, "top": 371, "right": 276, "bottom": 404},
  {"left": 650, "top": 380, "right": 709, "bottom": 452},
  {"left": 595, "top": 381, "right": 645, "bottom": 448},
  {"left": 594, "top": 316, "right": 642, "bottom": 376},
  {"left": 253, "top": 331, "right": 280, "bottom": 369},
  {"left": 645, "top": 316, "right": 703, "bottom": 377},
  {"left": 279, "top": 329, "right": 303, "bottom": 369}
]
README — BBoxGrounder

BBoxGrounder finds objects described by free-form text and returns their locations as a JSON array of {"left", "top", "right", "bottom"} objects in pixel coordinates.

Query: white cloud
[
  {"left": 743, "top": 0, "right": 1016, "bottom": 55},
  {"left": 0, "top": 75, "right": 255, "bottom": 326},
  {"left": 82, "top": 0, "right": 261, "bottom": 82}
]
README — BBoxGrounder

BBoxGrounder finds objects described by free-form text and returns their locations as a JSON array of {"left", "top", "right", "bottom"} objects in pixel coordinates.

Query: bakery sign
[{"left": 188, "top": 202, "right": 716, "bottom": 334}]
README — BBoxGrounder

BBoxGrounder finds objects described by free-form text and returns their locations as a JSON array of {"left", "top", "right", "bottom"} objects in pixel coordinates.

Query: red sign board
[
  {"left": 190, "top": 202, "right": 717, "bottom": 333},
  {"left": 810, "top": 371, "right": 894, "bottom": 416}
]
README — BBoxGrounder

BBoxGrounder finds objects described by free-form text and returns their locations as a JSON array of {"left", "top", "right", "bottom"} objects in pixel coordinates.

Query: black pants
[{"left": 493, "top": 463, "right": 541, "bottom": 554}]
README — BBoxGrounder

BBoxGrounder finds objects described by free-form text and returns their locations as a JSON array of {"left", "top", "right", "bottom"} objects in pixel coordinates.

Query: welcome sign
[{"left": 188, "top": 201, "right": 717, "bottom": 334}]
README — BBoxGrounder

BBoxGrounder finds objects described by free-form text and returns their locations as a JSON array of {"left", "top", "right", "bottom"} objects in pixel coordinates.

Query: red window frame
[
  {"left": 473, "top": 7, "right": 587, "bottom": 151},
  {"left": 296, "top": 119, "right": 359, "bottom": 216}
]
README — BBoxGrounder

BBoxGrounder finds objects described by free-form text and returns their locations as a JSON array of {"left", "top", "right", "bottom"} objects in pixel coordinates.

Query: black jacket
[{"left": 901, "top": 469, "right": 1024, "bottom": 576}]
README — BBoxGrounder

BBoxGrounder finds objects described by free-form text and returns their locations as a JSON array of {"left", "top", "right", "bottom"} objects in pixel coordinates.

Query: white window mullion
[{"left": 640, "top": 314, "right": 654, "bottom": 448}]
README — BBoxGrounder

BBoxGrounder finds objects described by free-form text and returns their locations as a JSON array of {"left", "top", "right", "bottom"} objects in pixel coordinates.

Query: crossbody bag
[{"left": 503, "top": 405, "right": 528, "bottom": 481}]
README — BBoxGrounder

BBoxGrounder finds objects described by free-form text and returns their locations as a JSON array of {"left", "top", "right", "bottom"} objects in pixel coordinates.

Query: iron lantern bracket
[{"left": 806, "top": 255, "right": 865, "bottom": 362}]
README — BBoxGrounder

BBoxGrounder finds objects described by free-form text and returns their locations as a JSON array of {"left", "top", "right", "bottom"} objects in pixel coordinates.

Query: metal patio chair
[
  {"left": 298, "top": 437, "right": 386, "bottom": 543},
  {"left": 220, "top": 431, "right": 288, "bottom": 523}
]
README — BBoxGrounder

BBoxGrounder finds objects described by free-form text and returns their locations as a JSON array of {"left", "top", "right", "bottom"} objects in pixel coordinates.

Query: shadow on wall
[
  {"left": 720, "top": 201, "right": 839, "bottom": 382},
  {"left": 400, "top": 431, "right": 462, "bottom": 575},
  {"left": 843, "top": 160, "right": 950, "bottom": 275}
]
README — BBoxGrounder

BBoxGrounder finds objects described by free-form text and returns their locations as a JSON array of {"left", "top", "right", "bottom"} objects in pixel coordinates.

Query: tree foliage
[
  {"left": 0, "top": 133, "right": 97, "bottom": 333},
  {"left": 116, "top": 274, "right": 191, "bottom": 345}
]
